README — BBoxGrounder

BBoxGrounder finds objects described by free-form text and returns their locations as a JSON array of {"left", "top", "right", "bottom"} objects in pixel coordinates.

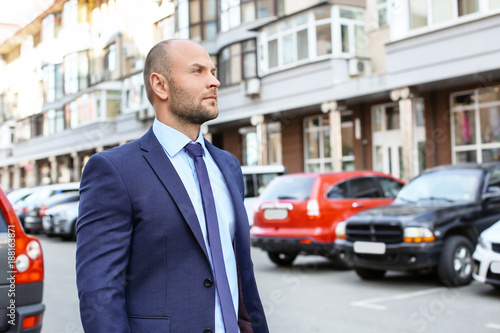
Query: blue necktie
[{"left": 184, "top": 142, "right": 238, "bottom": 332}]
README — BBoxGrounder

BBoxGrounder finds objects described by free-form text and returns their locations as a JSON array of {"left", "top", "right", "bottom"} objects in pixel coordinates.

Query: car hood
[
  {"left": 347, "top": 202, "right": 477, "bottom": 227},
  {"left": 480, "top": 220, "right": 500, "bottom": 242}
]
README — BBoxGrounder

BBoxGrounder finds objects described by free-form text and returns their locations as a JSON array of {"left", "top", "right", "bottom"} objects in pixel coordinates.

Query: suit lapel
[{"left": 140, "top": 128, "right": 209, "bottom": 259}]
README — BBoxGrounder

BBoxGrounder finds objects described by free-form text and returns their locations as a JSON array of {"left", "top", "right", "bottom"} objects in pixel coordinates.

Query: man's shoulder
[{"left": 94, "top": 128, "right": 152, "bottom": 161}]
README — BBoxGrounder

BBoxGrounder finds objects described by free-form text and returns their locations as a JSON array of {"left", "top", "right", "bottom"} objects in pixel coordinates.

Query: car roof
[{"left": 423, "top": 162, "right": 500, "bottom": 174}]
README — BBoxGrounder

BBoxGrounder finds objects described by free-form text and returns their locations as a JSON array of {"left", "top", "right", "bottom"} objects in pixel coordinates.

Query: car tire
[
  {"left": 437, "top": 235, "right": 474, "bottom": 287},
  {"left": 267, "top": 251, "right": 298, "bottom": 266},
  {"left": 355, "top": 267, "right": 386, "bottom": 280}
]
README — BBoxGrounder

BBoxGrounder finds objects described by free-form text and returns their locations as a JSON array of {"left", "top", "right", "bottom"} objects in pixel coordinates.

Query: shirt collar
[{"left": 153, "top": 118, "right": 205, "bottom": 158}]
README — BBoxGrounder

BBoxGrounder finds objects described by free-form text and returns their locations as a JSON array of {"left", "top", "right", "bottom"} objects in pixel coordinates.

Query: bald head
[{"left": 143, "top": 39, "right": 210, "bottom": 105}]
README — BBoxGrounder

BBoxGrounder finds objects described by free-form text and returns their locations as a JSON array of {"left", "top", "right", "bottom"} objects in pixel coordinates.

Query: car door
[
  {"left": 475, "top": 167, "right": 500, "bottom": 234},
  {"left": 325, "top": 176, "right": 394, "bottom": 223}
]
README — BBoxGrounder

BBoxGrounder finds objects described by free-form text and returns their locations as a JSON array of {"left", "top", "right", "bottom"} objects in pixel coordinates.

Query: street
[{"left": 40, "top": 235, "right": 500, "bottom": 333}]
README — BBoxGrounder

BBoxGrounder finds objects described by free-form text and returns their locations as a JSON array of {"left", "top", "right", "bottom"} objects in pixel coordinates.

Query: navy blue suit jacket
[{"left": 76, "top": 127, "right": 268, "bottom": 332}]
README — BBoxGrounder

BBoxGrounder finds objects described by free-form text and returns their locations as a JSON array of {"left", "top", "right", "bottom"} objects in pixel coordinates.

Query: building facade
[{"left": 0, "top": 0, "right": 500, "bottom": 190}]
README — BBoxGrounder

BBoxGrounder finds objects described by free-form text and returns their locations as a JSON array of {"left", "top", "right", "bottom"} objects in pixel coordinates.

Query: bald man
[{"left": 76, "top": 40, "right": 269, "bottom": 333}]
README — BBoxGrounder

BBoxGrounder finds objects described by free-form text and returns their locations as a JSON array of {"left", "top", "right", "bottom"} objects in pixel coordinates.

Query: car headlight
[
  {"left": 336, "top": 222, "right": 347, "bottom": 240},
  {"left": 478, "top": 236, "right": 492, "bottom": 251},
  {"left": 404, "top": 227, "right": 435, "bottom": 243}
]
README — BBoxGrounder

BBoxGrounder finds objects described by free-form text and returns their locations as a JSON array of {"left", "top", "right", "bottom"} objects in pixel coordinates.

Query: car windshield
[
  {"left": 395, "top": 169, "right": 482, "bottom": 204},
  {"left": 259, "top": 176, "right": 316, "bottom": 201}
]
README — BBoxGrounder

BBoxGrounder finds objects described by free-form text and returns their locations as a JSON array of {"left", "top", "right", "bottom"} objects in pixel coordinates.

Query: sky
[{"left": 0, "top": 0, "right": 53, "bottom": 25}]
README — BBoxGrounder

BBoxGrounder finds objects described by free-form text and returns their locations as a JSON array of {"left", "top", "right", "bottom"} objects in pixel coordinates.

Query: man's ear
[{"left": 150, "top": 72, "right": 169, "bottom": 101}]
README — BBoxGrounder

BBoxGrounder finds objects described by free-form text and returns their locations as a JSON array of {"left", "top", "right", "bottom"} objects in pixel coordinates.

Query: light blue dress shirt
[{"left": 153, "top": 119, "right": 239, "bottom": 333}]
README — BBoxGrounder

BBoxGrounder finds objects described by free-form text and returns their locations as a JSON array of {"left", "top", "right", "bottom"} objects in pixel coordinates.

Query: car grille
[
  {"left": 346, "top": 223, "right": 403, "bottom": 244},
  {"left": 492, "top": 243, "right": 500, "bottom": 254}
]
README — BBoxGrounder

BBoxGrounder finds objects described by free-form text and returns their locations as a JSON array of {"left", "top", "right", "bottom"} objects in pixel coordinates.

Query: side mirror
[{"left": 482, "top": 186, "right": 500, "bottom": 200}]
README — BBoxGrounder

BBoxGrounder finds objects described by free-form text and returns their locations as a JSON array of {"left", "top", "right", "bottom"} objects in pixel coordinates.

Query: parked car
[
  {"left": 250, "top": 171, "right": 405, "bottom": 267},
  {"left": 42, "top": 200, "right": 79, "bottom": 240},
  {"left": 335, "top": 162, "right": 500, "bottom": 287},
  {"left": 24, "top": 192, "right": 80, "bottom": 234},
  {"left": 0, "top": 187, "right": 44, "bottom": 332},
  {"left": 473, "top": 220, "right": 500, "bottom": 289},
  {"left": 14, "top": 183, "right": 79, "bottom": 227},
  {"left": 6, "top": 187, "right": 39, "bottom": 206},
  {"left": 242, "top": 164, "right": 286, "bottom": 227}
]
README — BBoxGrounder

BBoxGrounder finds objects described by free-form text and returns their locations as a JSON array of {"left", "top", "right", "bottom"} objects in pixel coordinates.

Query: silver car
[{"left": 42, "top": 201, "right": 79, "bottom": 240}]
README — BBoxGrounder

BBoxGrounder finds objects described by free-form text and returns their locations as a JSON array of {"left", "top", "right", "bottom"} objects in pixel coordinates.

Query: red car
[
  {"left": 0, "top": 187, "right": 44, "bottom": 332},
  {"left": 250, "top": 171, "right": 405, "bottom": 267}
]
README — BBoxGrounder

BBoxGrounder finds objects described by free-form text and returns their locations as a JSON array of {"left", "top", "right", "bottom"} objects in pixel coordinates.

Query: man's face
[{"left": 167, "top": 42, "right": 221, "bottom": 125}]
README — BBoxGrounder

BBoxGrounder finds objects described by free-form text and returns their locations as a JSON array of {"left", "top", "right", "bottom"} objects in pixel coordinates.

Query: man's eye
[{"left": 193, "top": 69, "right": 201, "bottom": 73}]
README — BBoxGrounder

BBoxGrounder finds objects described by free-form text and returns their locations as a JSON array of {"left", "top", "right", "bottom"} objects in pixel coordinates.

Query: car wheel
[
  {"left": 267, "top": 251, "right": 298, "bottom": 266},
  {"left": 355, "top": 267, "right": 386, "bottom": 280},
  {"left": 491, "top": 284, "right": 500, "bottom": 290},
  {"left": 437, "top": 236, "right": 473, "bottom": 287}
]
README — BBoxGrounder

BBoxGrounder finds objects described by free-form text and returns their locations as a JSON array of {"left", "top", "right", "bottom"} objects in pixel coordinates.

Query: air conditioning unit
[
  {"left": 348, "top": 59, "right": 372, "bottom": 77},
  {"left": 243, "top": 78, "right": 261, "bottom": 97}
]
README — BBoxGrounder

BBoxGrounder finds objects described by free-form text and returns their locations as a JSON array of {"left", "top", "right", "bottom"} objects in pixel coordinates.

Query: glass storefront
[{"left": 451, "top": 86, "right": 500, "bottom": 163}]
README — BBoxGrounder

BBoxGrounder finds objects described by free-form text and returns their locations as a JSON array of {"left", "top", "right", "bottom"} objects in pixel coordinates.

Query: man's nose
[{"left": 209, "top": 75, "right": 220, "bottom": 89}]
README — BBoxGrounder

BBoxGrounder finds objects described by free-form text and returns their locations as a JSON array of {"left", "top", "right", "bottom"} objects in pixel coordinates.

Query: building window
[
  {"left": 221, "top": 0, "right": 241, "bottom": 32},
  {"left": 341, "top": 112, "right": 355, "bottom": 170},
  {"left": 377, "top": 0, "right": 388, "bottom": 27},
  {"left": 239, "top": 122, "right": 282, "bottom": 166},
  {"left": 157, "top": 16, "right": 175, "bottom": 41},
  {"left": 259, "top": 5, "right": 366, "bottom": 75},
  {"left": 451, "top": 86, "right": 500, "bottom": 163},
  {"left": 218, "top": 40, "right": 257, "bottom": 86},
  {"left": 409, "top": 0, "right": 497, "bottom": 29},
  {"left": 304, "top": 115, "right": 331, "bottom": 172},
  {"left": 304, "top": 113, "right": 354, "bottom": 172},
  {"left": 221, "top": 0, "right": 276, "bottom": 32},
  {"left": 176, "top": 0, "right": 217, "bottom": 41},
  {"left": 104, "top": 43, "right": 117, "bottom": 74},
  {"left": 64, "top": 51, "right": 89, "bottom": 95}
]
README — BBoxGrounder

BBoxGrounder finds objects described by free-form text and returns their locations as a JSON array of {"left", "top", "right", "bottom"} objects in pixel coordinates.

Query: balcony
[{"left": 385, "top": 12, "right": 500, "bottom": 87}]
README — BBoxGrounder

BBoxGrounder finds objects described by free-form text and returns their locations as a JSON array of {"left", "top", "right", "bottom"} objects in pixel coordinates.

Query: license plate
[
  {"left": 354, "top": 241, "right": 386, "bottom": 255},
  {"left": 491, "top": 262, "right": 500, "bottom": 274},
  {"left": 264, "top": 209, "right": 288, "bottom": 220}
]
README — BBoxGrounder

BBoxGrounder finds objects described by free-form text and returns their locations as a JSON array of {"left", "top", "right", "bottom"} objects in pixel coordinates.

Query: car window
[
  {"left": 379, "top": 177, "right": 404, "bottom": 199},
  {"left": 259, "top": 176, "right": 316, "bottom": 201},
  {"left": 396, "top": 169, "right": 481, "bottom": 203},
  {"left": 0, "top": 209, "right": 8, "bottom": 233},
  {"left": 347, "top": 177, "right": 381, "bottom": 198},
  {"left": 326, "top": 182, "right": 348, "bottom": 199},
  {"left": 244, "top": 174, "right": 256, "bottom": 198},
  {"left": 256, "top": 173, "right": 280, "bottom": 196},
  {"left": 487, "top": 169, "right": 500, "bottom": 187}
]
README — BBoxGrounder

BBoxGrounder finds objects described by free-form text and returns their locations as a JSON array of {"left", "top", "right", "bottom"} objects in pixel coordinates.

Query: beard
[{"left": 168, "top": 79, "right": 218, "bottom": 125}]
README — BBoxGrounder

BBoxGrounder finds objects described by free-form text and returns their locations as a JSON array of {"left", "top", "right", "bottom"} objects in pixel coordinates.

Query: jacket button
[
  {"left": 204, "top": 329, "right": 213, "bottom": 333},
  {"left": 204, "top": 278, "right": 213, "bottom": 287}
]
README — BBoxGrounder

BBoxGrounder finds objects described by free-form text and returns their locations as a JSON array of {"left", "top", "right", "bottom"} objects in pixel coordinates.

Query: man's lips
[{"left": 203, "top": 96, "right": 217, "bottom": 101}]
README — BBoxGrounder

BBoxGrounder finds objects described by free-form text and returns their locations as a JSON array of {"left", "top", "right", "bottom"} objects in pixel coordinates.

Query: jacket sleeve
[{"left": 75, "top": 153, "right": 133, "bottom": 333}]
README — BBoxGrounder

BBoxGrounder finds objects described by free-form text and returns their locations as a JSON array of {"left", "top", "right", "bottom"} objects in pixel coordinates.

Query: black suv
[
  {"left": 335, "top": 163, "right": 500, "bottom": 287},
  {"left": 0, "top": 187, "right": 44, "bottom": 332}
]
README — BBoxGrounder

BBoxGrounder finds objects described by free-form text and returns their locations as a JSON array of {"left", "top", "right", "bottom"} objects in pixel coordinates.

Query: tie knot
[{"left": 185, "top": 142, "right": 203, "bottom": 159}]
